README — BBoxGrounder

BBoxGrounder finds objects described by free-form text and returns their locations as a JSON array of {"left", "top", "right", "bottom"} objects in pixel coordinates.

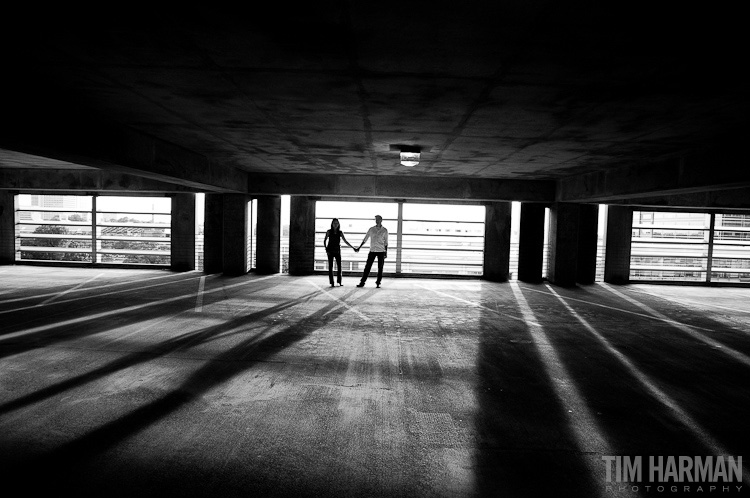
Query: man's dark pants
[{"left": 360, "top": 251, "right": 385, "bottom": 285}]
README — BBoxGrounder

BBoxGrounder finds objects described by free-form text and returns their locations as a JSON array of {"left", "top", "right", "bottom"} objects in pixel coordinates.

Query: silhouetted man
[{"left": 356, "top": 215, "right": 388, "bottom": 288}]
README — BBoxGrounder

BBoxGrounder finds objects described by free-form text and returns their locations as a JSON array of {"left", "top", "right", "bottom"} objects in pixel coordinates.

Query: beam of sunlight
[
  {"left": 600, "top": 283, "right": 750, "bottom": 368},
  {"left": 95, "top": 313, "right": 200, "bottom": 349},
  {"left": 306, "top": 279, "right": 370, "bottom": 321},
  {"left": 418, "top": 283, "right": 540, "bottom": 326},
  {"left": 0, "top": 272, "right": 208, "bottom": 315},
  {"left": 545, "top": 284, "right": 750, "bottom": 487},
  {"left": 510, "top": 282, "right": 613, "bottom": 495},
  {"left": 518, "top": 285, "right": 716, "bottom": 332},
  {"left": 631, "top": 287, "right": 750, "bottom": 316},
  {"left": 0, "top": 275, "right": 279, "bottom": 343},
  {"left": 36, "top": 273, "right": 104, "bottom": 306},
  {"left": 0, "top": 269, "right": 203, "bottom": 305},
  {"left": 195, "top": 276, "right": 206, "bottom": 313},
  {"left": 21, "top": 292, "right": 348, "bottom": 471},
  {"left": 0, "top": 290, "right": 322, "bottom": 416}
]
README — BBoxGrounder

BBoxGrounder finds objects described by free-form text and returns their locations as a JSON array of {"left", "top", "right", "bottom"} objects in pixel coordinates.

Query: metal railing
[
  {"left": 630, "top": 211, "right": 750, "bottom": 283},
  {"left": 15, "top": 194, "right": 171, "bottom": 267}
]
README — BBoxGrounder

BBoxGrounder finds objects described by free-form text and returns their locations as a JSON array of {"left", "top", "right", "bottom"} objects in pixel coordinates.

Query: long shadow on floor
[
  {"left": 543, "top": 283, "right": 750, "bottom": 458},
  {"left": 0, "top": 275, "right": 279, "bottom": 359},
  {"left": 473, "top": 282, "right": 750, "bottom": 497},
  {"left": 5, "top": 287, "right": 368, "bottom": 497},
  {"left": 473, "top": 295, "right": 603, "bottom": 498},
  {"left": 0, "top": 290, "right": 319, "bottom": 416}
]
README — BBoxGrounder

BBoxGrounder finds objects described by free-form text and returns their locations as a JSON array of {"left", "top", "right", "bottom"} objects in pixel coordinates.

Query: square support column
[
  {"left": 576, "top": 204, "right": 599, "bottom": 284},
  {"left": 288, "top": 196, "right": 316, "bottom": 276},
  {"left": 255, "top": 195, "right": 281, "bottom": 275},
  {"left": 548, "top": 202, "right": 580, "bottom": 287},
  {"left": 603, "top": 205, "right": 634, "bottom": 285},
  {"left": 0, "top": 191, "right": 15, "bottom": 265},
  {"left": 222, "top": 194, "right": 250, "bottom": 276},
  {"left": 202, "top": 194, "right": 224, "bottom": 274},
  {"left": 483, "top": 202, "right": 512, "bottom": 282},
  {"left": 170, "top": 193, "right": 195, "bottom": 272},
  {"left": 517, "top": 203, "right": 546, "bottom": 283}
]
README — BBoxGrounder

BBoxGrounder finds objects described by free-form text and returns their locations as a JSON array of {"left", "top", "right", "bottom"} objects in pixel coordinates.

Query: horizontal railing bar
[
  {"left": 314, "top": 231, "right": 484, "bottom": 239},
  {"left": 96, "top": 211, "right": 171, "bottom": 216},
  {"left": 98, "top": 249, "right": 170, "bottom": 255},
  {"left": 632, "top": 224, "right": 709, "bottom": 229},
  {"left": 18, "top": 233, "right": 90, "bottom": 239},
  {"left": 631, "top": 239, "right": 707, "bottom": 244},
  {"left": 16, "top": 221, "right": 91, "bottom": 226},
  {"left": 98, "top": 236, "right": 171, "bottom": 242},
  {"left": 18, "top": 246, "right": 91, "bottom": 253},
  {"left": 715, "top": 229, "right": 750, "bottom": 233},
  {"left": 630, "top": 266, "right": 706, "bottom": 271},
  {"left": 402, "top": 220, "right": 485, "bottom": 225},
  {"left": 16, "top": 207, "right": 92, "bottom": 213},
  {"left": 631, "top": 255, "right": 708, "bottom": 259},
  {"left": 401, "top": 261, "right": 483, "bottom": 266},
  {"left": 97, "top": 223, "right": 171, "bottom": 229},
  {"left": 401, "top": 247, "right": 484, "bottom": 252}
]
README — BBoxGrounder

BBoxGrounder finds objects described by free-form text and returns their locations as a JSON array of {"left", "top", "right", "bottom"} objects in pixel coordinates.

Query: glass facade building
[{"left": 630, "top": 210, "right": 750, "bottom": 283}]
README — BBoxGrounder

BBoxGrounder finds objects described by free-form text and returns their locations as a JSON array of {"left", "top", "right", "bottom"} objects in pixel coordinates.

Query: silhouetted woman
[{"left": 324, "top": 218, "right": 355, "bottom": 287}]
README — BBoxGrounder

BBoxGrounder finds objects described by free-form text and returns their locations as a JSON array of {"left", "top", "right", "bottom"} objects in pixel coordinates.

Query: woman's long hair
[{"left": 330, "top": 218, "right": 340, "bottom": 234}]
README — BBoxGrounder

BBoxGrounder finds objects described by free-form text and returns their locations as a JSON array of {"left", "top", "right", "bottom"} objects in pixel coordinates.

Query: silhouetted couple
[{"left": 324, "top": 215, "right": 389, "bottom": 289}]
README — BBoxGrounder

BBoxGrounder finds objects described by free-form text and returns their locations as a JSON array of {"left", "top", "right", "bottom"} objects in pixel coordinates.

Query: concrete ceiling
[{"left": 0, "top": 2, "right": 747, "bottom": 201}]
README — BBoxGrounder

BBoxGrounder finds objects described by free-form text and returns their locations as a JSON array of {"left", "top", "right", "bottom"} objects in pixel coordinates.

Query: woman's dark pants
[{"left": 327, "top": 250, "right": 342, "bottom": 285}]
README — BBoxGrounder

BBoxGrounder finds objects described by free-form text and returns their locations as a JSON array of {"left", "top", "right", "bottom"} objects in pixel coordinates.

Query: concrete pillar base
[
  {"left": 289, "top": 196, "right": 316, "bottom": 276},
  {"left": 548, "top": 202, "right": 579, "bottom": 287},
  {"left": 517, "top": 203, "right": 546, "bottom": 283},
  {"left": 255, "top": 195, "right": 281, "bottom": 275},
  {"left": 170, "top": 194, "right": 196, "bottom": 272},
  {"left": 483, "top": 202, "right": 512, "bottom": 282},
  {"left": 604, "top": 205, "right": 634, "bottom": 285},
  {"left": 0, "top": 192, "right": 15, "bottom": 265}
]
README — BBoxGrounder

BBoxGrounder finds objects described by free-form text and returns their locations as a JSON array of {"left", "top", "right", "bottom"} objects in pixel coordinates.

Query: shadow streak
[
  {"left": 474, "top": 281, "right": 750, "bottom": 497},
  {"left": 473, "top": 283, "right": 601, "bottom": 498},
  {"left": 538, "top": 283, "right": 750, "bottom": 460},
  {"left": 0, "top": 276, "right": 280, "bottom": 359},
  {"left": 0, "top": 290, "right": 320, "bottom": 416},
  {"left": 8, "top": 287, "right": 363, "bottom": 496}
]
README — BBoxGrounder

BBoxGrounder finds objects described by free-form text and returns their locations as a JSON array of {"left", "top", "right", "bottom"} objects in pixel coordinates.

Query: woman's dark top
[{"left": 327, "top": 230, "right": 343, "bottom": 253}]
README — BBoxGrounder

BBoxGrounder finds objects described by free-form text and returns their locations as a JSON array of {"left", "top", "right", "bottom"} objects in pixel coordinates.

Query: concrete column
[
  {"left": 483, "top": 202, "right": 512, "bottom": 282},
  {"left": 0, "top": 191, "right": 15, "bottom": 265},
  {"left": 203, "top": 194, "right": 224, "bottom": 274},
  {"left": 603, "top": 205, "right": 633, "bottom": 284},
  {"left": 222, "top": 194, "right": 250, "bottom": 276},
  {"left": 255, "top": 195, "right": 281, "bottom": 275},
  {"left": 170, "top": 194, "right": 195, "bottom": 272},
  {"left": 547, "top": 202, "right": 580, "bottom": 287},
  {"left": 576, "top": 204, "right": 599, "bottom": 284},
  {"left": 517, "top": 203, "right": 546, "bottom": 283},
  {"left": 288, "top": 196, "right": 316, "bottom": 276}
]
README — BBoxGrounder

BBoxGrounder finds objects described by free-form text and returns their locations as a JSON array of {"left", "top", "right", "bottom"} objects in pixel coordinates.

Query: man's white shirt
[{"left": 363, "top": 225, "right": 388, "bottom": 252}]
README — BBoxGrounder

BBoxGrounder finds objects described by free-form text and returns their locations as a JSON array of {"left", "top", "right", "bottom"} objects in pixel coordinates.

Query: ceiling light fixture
[
  {"left": 397, "top": 145, "right": 421, "bottom": 167},
  {"left": 400, "top": 151, "right": 420, "bottom": 167}
]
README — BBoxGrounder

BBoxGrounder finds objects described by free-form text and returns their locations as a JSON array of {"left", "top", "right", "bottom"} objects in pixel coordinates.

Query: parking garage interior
[{"left": 1, "top": 3, "right": 749, "bottom": 498}]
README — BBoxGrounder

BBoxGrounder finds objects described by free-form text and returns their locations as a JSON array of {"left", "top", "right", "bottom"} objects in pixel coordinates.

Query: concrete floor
[{"left": 1, "top": 266, "right": 748, "bottom": 498}]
